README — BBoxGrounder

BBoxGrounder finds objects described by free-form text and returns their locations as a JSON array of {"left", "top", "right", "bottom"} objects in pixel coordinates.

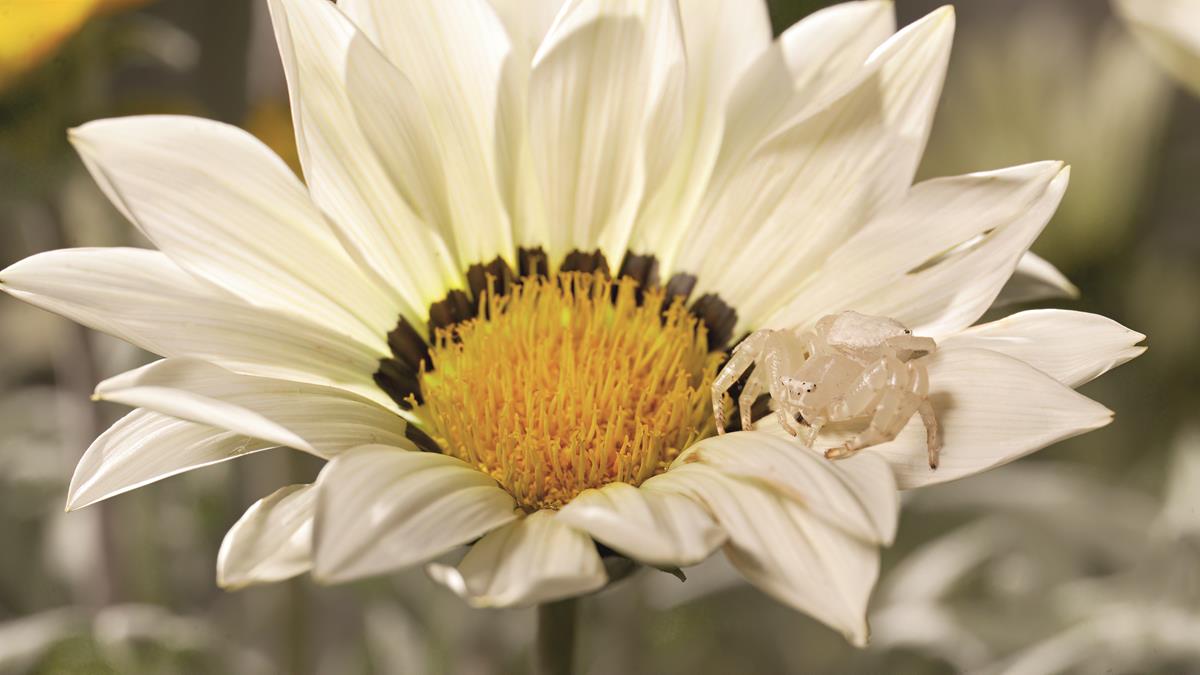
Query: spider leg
[
  {"left": 825, "top": 388, "right": 920, "bottom": 460},
  {"left": 712, "top": 331, "right": 770, "bottom": 434},
  {"left": 739, "top": 376, "right": 764, "bottom": 432},
  {"left": 902, "top": 359, "right": 941, "bottom": 468},
  {"left": 802, "top": 418, "right": 824, "bottom": 448},
  {"left": 919, "top": 400, "right": 941, "bottom": 469},
  {"left": 776, "top": 405, "right": 803, "bottom": 436},
  {"left": 884, "top": 335, "right": 937, "bottom": 359},
  {"left": 826, "top": 357, "right": 921, "bottom": 460}
]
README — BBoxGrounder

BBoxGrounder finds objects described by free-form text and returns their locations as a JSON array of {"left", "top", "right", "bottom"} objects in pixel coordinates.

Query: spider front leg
[
  {"left": 711, "top": 331, "right": 772, "bottom": 434},
  {"left": 739, "top": 376, "right": 764, "bottom": 432},
  {"left": 825, "top": 387, "right": 921, "bottom": 460},
  {"left": 825, "top": 356, "right": 919, "bottom": 461},
  {"left": 775, "top": 404, "right": 805, "bottom": 437}
]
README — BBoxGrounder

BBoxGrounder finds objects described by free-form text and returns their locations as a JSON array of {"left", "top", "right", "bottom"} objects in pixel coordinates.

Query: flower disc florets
[{"left": 417, "top": 272, "right": 722, "bottom": 511}]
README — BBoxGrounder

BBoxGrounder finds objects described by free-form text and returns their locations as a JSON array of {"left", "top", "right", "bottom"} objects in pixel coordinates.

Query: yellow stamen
[{"left": 417, "top": 272, "right": 722, "bottom": 511}]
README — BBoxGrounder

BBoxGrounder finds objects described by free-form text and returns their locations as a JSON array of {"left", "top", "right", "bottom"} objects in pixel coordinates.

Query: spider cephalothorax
[{"left": 712, "top": 311, "right": 943, "bottom": 468}]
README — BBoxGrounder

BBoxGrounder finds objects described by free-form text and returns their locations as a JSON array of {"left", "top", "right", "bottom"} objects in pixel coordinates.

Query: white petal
[
  {"left": 764, "top": 162, "right": 1069, "bottom": 336},
  {"left": 1114, "top": 0, "right": 1200, "bottom": 95},
  {"left": 713, "top": 0, "right": 895, "bottom": 208},
  {"left": 0, "top": 248, "right": 390, "bottom": 408},
  {"left": 684, "top": 431, "right": 898, "bottom": 545},
  {"left": 861, "top": 347, "right": 1112, "bottom": 489},
  {"left": 341, "top": 37, "right": 457, "bottom": 263},
  {"left": 489, "top": 7, "right": 554, "bottom": 250},
  {"left": 994, "top": 252, "right": 1079, "bottom": 307},
  {"left": 340, "top": 0, "right": 516, "bottom": 267},
  {"left": 427, "top": 510, "right": 606, "bottom": 608},
  {"left": 628, "top": 0, "right": 772, "bottom": 266},
  {"left": 678, "top": 7, "right": 954, "bottom": 329},
  {"left": 555, "top": 481, "right": 726, "bottom": 568},
  {"left": 528, "top": 0, "right": 685, "bottom": 264},
  {"left": 69, "top": 116, "right": 396, "bottom": 350},
  {"left": 95, "top": 359, "right": 409, "bottom": 458},
  {"left": 655, "top": 463, "right": 878, "bottom": 646},
  {"left": 269, "top": 0, "right": 461, "bottom": 321},
  {"left": 313, "top": 446, "right": 517, "bottom": 584},
  {"left": 67, "top": 409, "right": 273, "bottom": 511},
  {"left": 217, "top": 483, "right": 315, "bottom": 589},
  {"left": 940, "top": 310, "right": 1145, "bottom": 388},
  {"left": 860, "top": 168, "right": 1070, "bottom": 336},
  {"left": 488, "top": 0, "right": 565, "bottom": 57}
]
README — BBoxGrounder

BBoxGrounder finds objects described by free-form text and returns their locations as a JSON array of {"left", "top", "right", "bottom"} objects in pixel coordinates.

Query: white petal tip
[
  {"left": 426, "top": 563, "right": 461, "bottom": 587},
  {"left": 64, "top": 485, "right": 95, "bottom": 513},
  {"left": 915, "top": 5, "right": 954, "bottom": 33},
  {"left": 848, "top": 626, "right": 871, "bottom": 649}
]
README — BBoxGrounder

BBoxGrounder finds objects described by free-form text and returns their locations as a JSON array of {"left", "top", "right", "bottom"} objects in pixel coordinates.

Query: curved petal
[
  {"left": 67, "top": 409, "right": 274, "bottom": 511},
  {"left": 488, "top": 0, "right": 565, "bottom": 57},
  {"left": 342, "top": 38, "right": 456, "bottom": 262},
  {"left": 528, "top": 0, "right": 685, "bottom": 264},
  {"left": 683, "top": 431, "right": 898, "bottom": 545},
  {"left": 994, "top": 252, "right": 1079, "bottom": 307},
  {"left": 764, "top": 162, "right": 1069, "bottom": 336},
  {"left": 269, "top": 0, "right": 461, "bottom": 323},
  {"left": 313, "top": 446, "right": 518, "bottom": 584},
  {"left": 218, "top": 483, "right": 315, "bottom": 589},
  {"left": 340, "top": 0, "right": 515, "bottom": 267},
  {"left": 628, "top": 0, "right": 772, "bottom": 266},
  {"left": 1114, "top": 0, "right": 1200, "bottom": 96},
  {"left": 69, "top": 115, "right": 396, "bottom": 350},
  {"left": 940, "top": 310, "right": 1145, "bottom": 388},
  {"left": 556, "top": 481, "right": 727, "bottom": 568},
  {"left": 853, "top": 167, "right": 1069, "bottom": 336},
  {"left": 94, "top": 359, "right": 409, "bottom": 458},
  {"left": 427, "top": 510, "right": 606, "bottom": 607},
  {"left": 654, "top": 463, "right": 878, "bottom": 646},
  {"left": 677, "top": 7, "right": 954, "bottom": 329},
  {"left": 486, "top": 0, "right": 575, "bottom": 250},
  {"left": 707, "top": 0, "right": 896, "bottom": 228},
  {"left": 0, "top": 248, "right": 390, "bottom": 407},
  {"left": 798, "top": 346, "right": 1114, "bottom": 490}
]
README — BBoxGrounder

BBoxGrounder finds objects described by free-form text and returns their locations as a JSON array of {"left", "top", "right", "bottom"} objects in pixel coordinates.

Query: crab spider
[{"left": 712, "top": 311, "right": 943, "bottom": 469}]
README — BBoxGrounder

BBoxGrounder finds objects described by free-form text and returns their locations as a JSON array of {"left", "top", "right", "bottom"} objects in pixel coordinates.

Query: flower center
[{"left": 415, "top": 271, "right": 722, "bottom": 511}]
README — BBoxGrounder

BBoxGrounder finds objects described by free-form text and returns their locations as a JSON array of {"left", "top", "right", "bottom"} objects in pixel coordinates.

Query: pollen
[{"left": 416, "top": 272, "right": 722, "bottom": 511}]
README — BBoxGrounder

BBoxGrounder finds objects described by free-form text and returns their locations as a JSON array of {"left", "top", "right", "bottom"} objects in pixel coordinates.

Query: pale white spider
[{"left": 712, "top": 311, "right": 942, "bottom": 469}]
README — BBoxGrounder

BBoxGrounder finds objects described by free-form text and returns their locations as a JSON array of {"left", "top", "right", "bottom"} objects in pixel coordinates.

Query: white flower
[
  {"left": 1114, "top": 0, "right": 1200, "bottom": 95},
  {"left": 0, "top": 0, "right": 1143, "bottom": 645}
]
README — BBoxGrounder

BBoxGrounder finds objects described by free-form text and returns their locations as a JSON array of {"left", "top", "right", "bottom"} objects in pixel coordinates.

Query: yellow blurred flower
[{"left": 0, "top": 0, "right": 151, "bottom": 90}]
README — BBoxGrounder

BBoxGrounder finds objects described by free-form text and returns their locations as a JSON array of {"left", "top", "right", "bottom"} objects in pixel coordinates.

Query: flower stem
[{"left": 536, "top": 598, "right": 579, "bottom": 675}]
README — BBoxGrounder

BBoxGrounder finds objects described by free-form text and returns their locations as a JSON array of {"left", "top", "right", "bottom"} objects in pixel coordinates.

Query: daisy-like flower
[
  {"left": 0, "top": 0, "right": 1144, "bottom": 646},
  {"left": 1114, "top": 0, "right": 1200, "bottom": 95}
]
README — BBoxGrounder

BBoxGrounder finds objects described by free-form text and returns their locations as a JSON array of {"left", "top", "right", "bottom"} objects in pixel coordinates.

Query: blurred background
[{"left": 0, "top": 0, "right": 1195, "bottom": 673}]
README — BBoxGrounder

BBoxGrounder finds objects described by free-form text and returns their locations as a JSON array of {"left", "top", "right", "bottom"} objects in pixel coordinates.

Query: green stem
[{"left": 536, "top": 598, "right": 579, "bottom": 675}]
